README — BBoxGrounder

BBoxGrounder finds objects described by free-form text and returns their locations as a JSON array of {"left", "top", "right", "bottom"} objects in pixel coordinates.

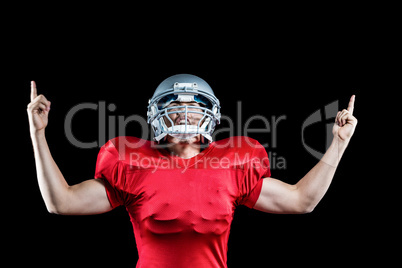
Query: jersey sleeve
[
  {"left": 94, "top": 139, "right": 125, "bottom": 208},
  {"left": 239, "top": 139, "right": 271, "bottom": 208}
]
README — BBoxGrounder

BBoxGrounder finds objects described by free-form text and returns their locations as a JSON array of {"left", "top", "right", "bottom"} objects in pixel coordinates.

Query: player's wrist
[
  {"left": 30, "top": 129, "right": 46, "bottom": 141},
  {"left": 329, "top": 136, "right": 349, "bottom": 158},
  {"left": 332, "top": 135, "right": 350, "bottom": 151}
]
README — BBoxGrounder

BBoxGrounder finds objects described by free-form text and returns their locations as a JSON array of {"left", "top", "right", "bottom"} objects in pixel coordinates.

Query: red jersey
[{"left": 95, "top": 136, "right": 271, "bottom": 268}]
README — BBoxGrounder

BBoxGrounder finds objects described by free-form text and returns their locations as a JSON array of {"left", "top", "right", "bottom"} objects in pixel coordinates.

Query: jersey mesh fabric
[{"left": 94, "top": 136, "right": 270, "bottom": 268}]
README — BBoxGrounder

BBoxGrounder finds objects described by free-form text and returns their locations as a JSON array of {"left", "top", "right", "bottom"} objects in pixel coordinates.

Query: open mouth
[{"left": 175, "top": 118, "right": 191, "bottom": 125}]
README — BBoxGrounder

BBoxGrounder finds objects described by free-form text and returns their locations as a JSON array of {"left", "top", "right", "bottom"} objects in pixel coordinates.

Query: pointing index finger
[
  {"left": 347, "top": 95, "right": 355, "bottom": 115},
  {"left": 30, "top": 81, "right": 37, "bottom": 101}
]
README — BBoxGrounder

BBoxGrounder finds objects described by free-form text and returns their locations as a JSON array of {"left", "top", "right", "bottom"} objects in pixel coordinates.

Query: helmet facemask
[{"left": 147, "top": 79, "right": 221, "bottom": 143}]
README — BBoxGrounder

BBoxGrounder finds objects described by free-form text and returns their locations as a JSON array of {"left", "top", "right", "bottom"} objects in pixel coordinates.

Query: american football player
[{"left": 27, "top": 74, "right": 357, "bottom": 267}]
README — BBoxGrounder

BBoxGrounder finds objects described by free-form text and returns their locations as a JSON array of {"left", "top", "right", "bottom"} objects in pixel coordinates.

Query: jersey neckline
[{"left": 155, "top": 142, "right": 216, "bottom": 169}]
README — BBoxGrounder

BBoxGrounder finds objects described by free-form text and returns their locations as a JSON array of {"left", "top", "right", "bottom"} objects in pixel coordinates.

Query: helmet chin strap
[
  {"left": 167, "top": 125, "right": 200, "bottom": 141},
  {"left": 156, "top": 132, "right": 209, "bottom": 143},
  {"left": 155, "top": 125, "right": 211, "bottom": 143},
  {"left": 167, "top": 133, "right": 206, "bottom": 145},
  {"left": 168, "top": 133, "right": 199, "bottom": 141}
]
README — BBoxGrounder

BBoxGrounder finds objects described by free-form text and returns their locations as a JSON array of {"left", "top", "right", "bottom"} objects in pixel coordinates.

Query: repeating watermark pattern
[
  {"left": 64, "top": 100, "right": 339, "bottom": 169},
  {"left": 129, "top": 152, "right": 271, "bottom": 174},
  {"left": 301, "top": 100, "right": 339, "bottom": 161}
]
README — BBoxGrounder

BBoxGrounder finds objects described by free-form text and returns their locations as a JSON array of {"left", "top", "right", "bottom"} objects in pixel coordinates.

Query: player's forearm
[
  {"left": 31, "top": 131, "right": 70, "bottom": 213},
  {"left": 295, "top": 137, "right": 349, "bottom": 212}
]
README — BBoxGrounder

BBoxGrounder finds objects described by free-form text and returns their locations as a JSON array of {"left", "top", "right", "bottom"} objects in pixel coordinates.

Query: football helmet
[{"left": 147, "top": 74, "right": 221, "bottom": 142}]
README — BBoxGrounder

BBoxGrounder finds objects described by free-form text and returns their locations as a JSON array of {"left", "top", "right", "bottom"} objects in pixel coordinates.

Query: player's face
[{"left": 164, "top": 101, "right": 204, "bottom": 128}]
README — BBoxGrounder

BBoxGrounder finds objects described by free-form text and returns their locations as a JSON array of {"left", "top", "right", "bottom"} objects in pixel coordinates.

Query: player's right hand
[{"left": 27, "top": 81, "right": 51, "bottom": 135}]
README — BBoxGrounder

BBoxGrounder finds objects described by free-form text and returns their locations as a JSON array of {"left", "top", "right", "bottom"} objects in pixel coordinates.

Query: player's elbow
[
  {"left": 290, "top": 203, "right": 315, "bottom": 214},
  {"left": 46, "top": 203, "right": 66, "bottom": 215},
  {"left": 290, "top": 204, "right": 315, "bottom": 214},
  {"left": 47, "top": 208, "right": 59, "bottom": 215},
  {"left": 46, "top": 204, "right": 60, "bottom": 214},
  {"left": 44, "top": 187, "right": 74, "bottom": 215},
  {"left": 45, "top": 198, "right": 70, "bottom": 215},
  {"left": 301, "top": 204, "right": 315, "bottom": 214},
  {"left": 295, "top": 195, "right": 316, "bottom": 214}
]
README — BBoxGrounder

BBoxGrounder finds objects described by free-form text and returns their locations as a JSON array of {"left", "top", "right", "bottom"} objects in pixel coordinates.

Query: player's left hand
[{"left": 333, "top": 95, "right": 358, "bottom": 143}]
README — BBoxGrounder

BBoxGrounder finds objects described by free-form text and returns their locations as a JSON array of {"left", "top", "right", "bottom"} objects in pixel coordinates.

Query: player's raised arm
[
  {"left": 27, "top": 81, "right": 112, "bottom": 215},
  {"left": 254, "top": 96, "right": 358, "bottom": 214}
]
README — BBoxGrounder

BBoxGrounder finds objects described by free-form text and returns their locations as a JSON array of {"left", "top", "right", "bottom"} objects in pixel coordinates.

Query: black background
[{"left": 4, "top": 5, "right": 396, "bottom": 268}]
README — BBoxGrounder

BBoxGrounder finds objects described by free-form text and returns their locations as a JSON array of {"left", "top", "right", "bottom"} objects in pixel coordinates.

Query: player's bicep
[
  {"left": 253, "top": 177, "right": 304, "bottom": 214},
  {"left": 63, "top": 179, "right": 113, "bottom": 215}
]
